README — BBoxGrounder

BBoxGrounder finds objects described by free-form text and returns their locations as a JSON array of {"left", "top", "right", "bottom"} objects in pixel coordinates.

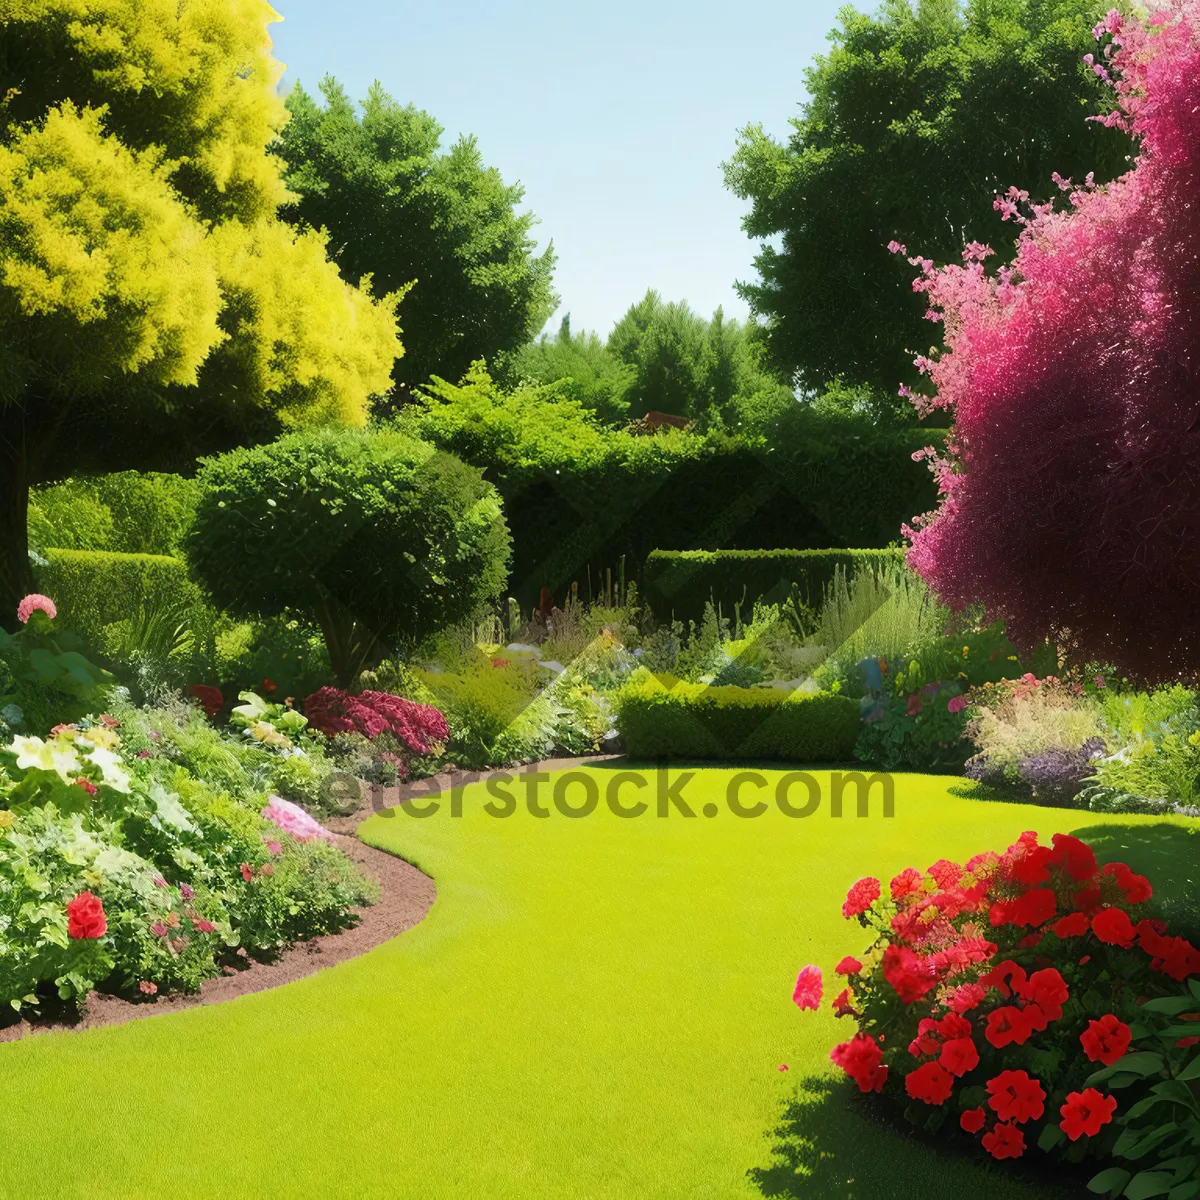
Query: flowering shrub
[
  {"left": 261, "top": 794, "right": 335, "bottom": 844},
  {"left": 901, "top": 3, "right": 1200, "bottom": 681},
  {"left": 305, "top": 687, "right": 448, "bottom": 753},
  {"left": 794, "top": 830, "right": 1200, "bottom": 1188}
]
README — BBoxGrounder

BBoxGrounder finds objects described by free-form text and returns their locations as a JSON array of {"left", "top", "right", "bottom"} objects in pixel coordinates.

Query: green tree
[
  {"left": 276, "top": 77, "right": 559, "bottom": 398},
  {"left": 186, "top": 428, "right": 511, "bottom": 686},
  {"left": 723, "top": 0, "right": 1132, "bottom": 399},
  {"left": 0, "top": 0, "right": 400, "bottom": 626}
]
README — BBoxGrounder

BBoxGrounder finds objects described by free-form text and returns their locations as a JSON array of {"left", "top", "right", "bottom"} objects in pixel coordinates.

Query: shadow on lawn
[{"left": 748, "top": 1075, "right": 1079, "bottom": 1200}]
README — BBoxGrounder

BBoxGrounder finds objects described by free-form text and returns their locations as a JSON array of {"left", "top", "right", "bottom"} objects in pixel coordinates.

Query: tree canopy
[
  {"left": 498, "top": 291, "right": 795, "bottom": 429},
  {"left": 276, "top": 77, "right": 559, "bottom": 396},
  {"left": 0, "top": 0, "right": 401, "bottom": 622},
  {"left": 723, "top": 0, "right": 1132, "bottom": 400}
]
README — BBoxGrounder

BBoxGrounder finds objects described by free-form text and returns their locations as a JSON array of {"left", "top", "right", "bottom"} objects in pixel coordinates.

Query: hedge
[
  {"left": 616, "top": 674, "right": 860, "bottom": 762},
  {"left": 36, "top": 549, "right": 203, "bottom": 643},
  {"left": 643, "top": 547, "right": 907, "bottom": 623}
]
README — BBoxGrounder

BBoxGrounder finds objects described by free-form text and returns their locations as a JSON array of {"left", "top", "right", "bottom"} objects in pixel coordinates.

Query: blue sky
[{"left": 270, "top": 0, "right": 847, "bottom": 341}]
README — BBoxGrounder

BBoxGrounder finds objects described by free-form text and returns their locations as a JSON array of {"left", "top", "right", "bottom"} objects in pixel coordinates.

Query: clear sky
[{"left": 269, "top": 0, "right": 847, "bottom": 341}]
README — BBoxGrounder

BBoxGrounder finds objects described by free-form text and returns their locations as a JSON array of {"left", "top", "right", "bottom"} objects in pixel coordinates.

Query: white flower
[
  {"left": 81, "top": 745, "right": 130, "bottom": 793},
  {"left": 10, "top": 735, "right": 82, "bottom": 781}
]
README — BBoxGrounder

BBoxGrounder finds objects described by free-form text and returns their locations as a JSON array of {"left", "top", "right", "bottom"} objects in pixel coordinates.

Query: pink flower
[
  {"left": 149, "top": 922, "right": 168, "bottom": 938},
  {"left": 792, "top": 965, "right": 823, "bottom": 1010},
  {"left": 843, "top": 877, "right": 881, "bottom": 918},
  {"left": 261, "top": 795, "right": 335, "bottom": 844},
  {"left": 239, "top": 863, "right": 255, "bottom": 883},
  {"left": 265, "top": 840, "right": 282, "bottom": 856},
  {"left": 138, "top": 981, "right": 158, "bottom": 995},
  {"left": 194, "top": 919, "right": 216, "bottom": 934},
  {"left": 1094, "top": 675, "right": 1107, "bottom": 689},
  {"left": 777, "top": 1064, "right": 789, "bottom": 1072},
  {"left": 16, "top": 594, "right": 56, "bottom": 624},
  {"left": 179, "top": 883, "right": 195, "bottom": 900},
  {"left": 887, "top": 240, "right": 907, "bottom": 255},
  {"left": 152, "top": 875, "right": 167, "bottom": 889},
  {"left": 947, "top": 695, "right": 968, "bottom": 714}
]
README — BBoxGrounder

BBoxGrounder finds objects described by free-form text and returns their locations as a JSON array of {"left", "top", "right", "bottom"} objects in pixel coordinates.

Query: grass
[{"left": 0, "top": 767, "right": 1194, "bottom": 1198}]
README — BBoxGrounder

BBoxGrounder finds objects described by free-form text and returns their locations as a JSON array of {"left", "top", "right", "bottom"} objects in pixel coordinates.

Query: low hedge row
[
  {"left": 36, "top": 549, "right": 203, "bottom": 641},
  {"left": 643, "top": 547, "right": 906, "bottom": 623},
  {"left": 616, "top": 674, "right": 860, "bottom": 761}
]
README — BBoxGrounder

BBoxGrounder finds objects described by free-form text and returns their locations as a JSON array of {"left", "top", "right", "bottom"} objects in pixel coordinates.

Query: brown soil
[{"left": 0, "top": 754, "right": 618, "bottom": 1041}]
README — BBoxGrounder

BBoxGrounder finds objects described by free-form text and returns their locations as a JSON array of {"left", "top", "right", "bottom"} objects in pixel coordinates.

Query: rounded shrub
[{"left": 186, "top": 427, "right": 511, "bottom": 683}]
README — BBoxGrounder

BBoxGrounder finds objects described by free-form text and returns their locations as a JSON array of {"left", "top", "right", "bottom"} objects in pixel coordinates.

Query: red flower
[
  {"left": 138, "top": 981, "right": 158, "bottom": 996},
  {"left": 66, "top": 891, "right": 107, "bottom": 939},
  {"left": 1052, "top": 912, "right": 1089, "bottom": 938},
  {"left": 1177, "top": 1036, "right": 1200, "bottom": 1047},
  {"left": 981, "top": 1121, "right": 1025, "bottom": 1160},
  {"left": 1080, "top": 1014, "right": 1131, "bottom": 1065},
  {"left": 927, "top": 859, "right": 963, "bottom": 889},
  {"left": 979, "top": 959, "right": 1027, "bottom": 999},
  {"left": 792, "top": 965, "right": 822, "bottom": 1010},
  {"left": 1059, "top": 1088, "right": 1117, "bottom": 1140},
  {"left": 830, "top": 1033, "right": 887, "bottom": 1093},
  {"left": 947, "top": 983, "right": 987, "bottom": 1013},
  {"left": 959, "top": 1106, "right": 986, "bottom": 1133},
  {"left": 835, "top": 956, "right": 863, "bottom": 975},
  {"left": 1074, "top": 884, "right": 1103, "bottom": 914},
  {"left": 1102, "top": 861, "right": 1152, "bottom": 904},
  {"left": 1019, "top": 967, "right": 1068, "bottom": 1021},
  {"left": 939, "top": 1036, "right": 979, "bottom": 1077},
  {"left": 881, "top": 944, "right": 939, "bottom": 1004},
  {"left": 1010, "top": 844, "right": 1055, "bottom": 886},
  {"left": 890, "top": 867, "right": 924, "bottom": 901},
  {"left": 905, "top": 1061, "right": 953, "bottom": 1105},
  {"left": 1050, "top": 833, "right": 1097, "bottom": 881},
  {"left": 1143, "top": 933, "right": 1200, "bottom": 981},
  {"left": 1092, "top": 907, "right": 1137, "bottom": 947},
  {"left": 262, "top": 678, "right": 278, "bottom": 694},
  {"left": 985, "top": 1006, "right": 1037, "bottom": 1049},
  {"left": 843, "top": 877, "right": 881, "bottom": 918},
  {"left": 186, "top": 684, "right": 225, "bottom": 719},
  {"left": 1007, "top": 888, "right": 1056, "bottom": 927},
  {"left": 987, "top": 1070, "right": 1045, "bottom": 1124},
  {"left": 239, "top": 863, "right": 255, "bottom": 883},
  {"left": 74, "top": 777, "right": 97, "bottom": 796},
  {"left": 832, "top": 988, "right": 855, "bottom": 1017}
]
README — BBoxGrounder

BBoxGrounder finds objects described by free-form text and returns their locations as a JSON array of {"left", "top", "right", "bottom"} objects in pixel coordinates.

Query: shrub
[
  {"left": 904, "top": 5, "right": 1200, "bottom": 682},
  {"left": 643, "top": 549, "right": 905, "bottom": 624},
  {"left": 797, "top": 830, "right": 1200, "bottom": 1187},
  {"left": 616, "top": 672, "right": 859, "bottom": 761},
  {"left": 186, "top": 427, "right": 512, "bottom": 684}
]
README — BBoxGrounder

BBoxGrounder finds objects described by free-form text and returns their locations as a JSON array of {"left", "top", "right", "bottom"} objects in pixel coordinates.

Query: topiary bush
[
  {"left": 186, "top": 427, "right": 512, "bottom": 684},
  {"left": 616, "top": 671, "right": 860, "bottom": 761}
]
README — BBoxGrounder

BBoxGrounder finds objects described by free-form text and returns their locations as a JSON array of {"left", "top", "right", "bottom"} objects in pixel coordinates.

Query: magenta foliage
[
  {"left": 303, "top": 687, "right": 449, "bottom": 754},
  {"left": 901, "top": 5, "right": 1200, "bottom": 681}
]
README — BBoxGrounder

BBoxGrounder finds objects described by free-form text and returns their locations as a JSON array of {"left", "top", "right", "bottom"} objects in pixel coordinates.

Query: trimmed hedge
[
  {"left": 617, "top": 674, "right": 860, "bottom": 761},
  {"left": 36, "top": 549, "right": 203, "bottom": 642},
  {"left": 643, "top": 547, "right": 906, "bottom": 623}
]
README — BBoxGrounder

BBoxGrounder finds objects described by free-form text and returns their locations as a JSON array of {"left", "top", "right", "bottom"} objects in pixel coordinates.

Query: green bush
[
  {"left": 616, "top": 672, "right": 859, "bottom": 761},
  {"left": 186, "top": 427, "right": 512, "bottom": 684},
  {"left": 643, "top": 548, "right": 906, "bottom": 624},
  {"left": 402, "top": 366, "right": 939, "bottom": 613},
  {"left": 36, "top": 550, "right": 204, "bottom": 644},
  {"left": 29, "top": 472, "right": 198, "bottom": 557}
]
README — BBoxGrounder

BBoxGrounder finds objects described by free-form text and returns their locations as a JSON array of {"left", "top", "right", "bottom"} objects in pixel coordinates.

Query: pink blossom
[
  {"left": 179, "top": 883, "right": 195, "bottom": 900},
  {"left": 149, "top": 922, "right": 168, "bottom": 938},
  {"left": 152, "top": 875, "right": 167, "bottom": 889},
  {"left": 16, "top": 594, "right": 56, "bottom": 624},
  {"left": 138, "top": 981, "right": 158, "bottom": 996},
  {"left": 194, "top": 919, "right": 216, "bottom": 934},
  {"left": 887, "top": 240, "right": 907, "bottom": 255},
  {"left": 261, "top": 795, "right": 335, "bottom": 844},
  {"left": 792, "top": 965, "right": 823, "bottom": 1010},
  {"left": 947, "top": 696, "right": 969, "bottom": 714}
]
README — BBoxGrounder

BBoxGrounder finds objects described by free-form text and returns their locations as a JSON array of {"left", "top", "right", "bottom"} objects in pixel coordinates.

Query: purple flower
[{"left": 179, "top": 883, "right": 195, "bottom": 900}]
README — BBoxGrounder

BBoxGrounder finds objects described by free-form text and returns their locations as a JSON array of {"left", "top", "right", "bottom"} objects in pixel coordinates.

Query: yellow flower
[
  {"left": 0, "top": 810, "right": 15, "bottom": 829},
  {"left": 80, "top": 727, "right": 119, "bottom": 751},
  {"left": 249, "top": 721, "right": 291, "bottom": 749}
]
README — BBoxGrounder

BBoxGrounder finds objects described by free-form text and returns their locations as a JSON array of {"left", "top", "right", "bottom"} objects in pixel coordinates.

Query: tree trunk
[
  {"left": 0, "top": 410, "right": 33, "bottom": 633},
  {"left": 313, "top": 590, "right": 386, "bottom": 688}
]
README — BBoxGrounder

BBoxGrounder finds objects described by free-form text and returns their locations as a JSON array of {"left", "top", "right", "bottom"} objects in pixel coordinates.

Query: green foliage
[
  {"left": 0, "top": 1, "right": 401, "bottom": 617},
  {"left": 29, "top": 472, "right": 198, "bottom": 557},
  {"left": 616, "top": 671, "right": 860, "bottom": 761},
  {"left": 403, "top": 367, "right": 939, "bottom": 611},
  {"left": 277, "top": 77, "right": 557, "bottom": 392},
  {"left": 187, "top": 426, "right": 511, "bottom": 684},
  {"left": 723, "top": 0, "right": 1131, "bottom": 399},
  {"left": 644, "top": 548, "right": 906, "bottom": 624}
]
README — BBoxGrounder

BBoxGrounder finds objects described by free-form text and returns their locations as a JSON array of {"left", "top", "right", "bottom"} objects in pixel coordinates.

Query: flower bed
[{"left": 793, "top": 829, "right": 1200, "bottom": 1195}]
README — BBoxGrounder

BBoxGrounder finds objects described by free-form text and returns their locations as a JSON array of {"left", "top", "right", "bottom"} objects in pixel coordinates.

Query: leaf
[
  {"left": 1168, "top": 1182, "right": 1200, "bottom": 1200},
  {"left": 1115, "top": 1123, "right": 1181, "bottom": 1160},
  {"left": 1089, "top": 1168, "right": 1131, "bottom": 1194},
  {"left": 1178, "top": 1057, "right": 1200, "bottom": 1082},
  {"left": 1120, "top": 1053, "right": 1168, "bottom": 1077},
  {"left": 1039, "top": 1124, "right": 1066, "bottom": 1151},
  {"left": 1143, "top": 998, "right": 1200, "bottom": 1016},
  {"left": 1124, "top": 1172, "right": 1178, "bottom": 1200}
]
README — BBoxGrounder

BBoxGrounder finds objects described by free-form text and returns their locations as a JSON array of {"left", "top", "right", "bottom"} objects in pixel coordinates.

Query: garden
[{"left": 2, "top": 0, "right": 1200, "bottom": 1197}]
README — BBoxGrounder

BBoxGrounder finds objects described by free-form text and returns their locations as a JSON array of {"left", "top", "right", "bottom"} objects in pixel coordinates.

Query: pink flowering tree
[{"left": 901, "top": 4, "right": 1200, "bottom": 681}]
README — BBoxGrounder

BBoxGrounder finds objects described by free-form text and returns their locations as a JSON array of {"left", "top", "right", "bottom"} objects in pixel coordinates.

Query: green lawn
[{"left": 0, "top": 767, "right": 1193, "bottom": 1198}]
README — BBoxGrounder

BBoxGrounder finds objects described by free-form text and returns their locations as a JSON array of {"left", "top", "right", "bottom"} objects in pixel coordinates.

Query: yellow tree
[{"left": 0, "top": 0, "right": 402, "bottom": 622}]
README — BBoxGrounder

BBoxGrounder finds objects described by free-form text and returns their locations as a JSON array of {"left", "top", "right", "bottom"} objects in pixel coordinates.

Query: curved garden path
[{"left": 0, "top": 764, "right": 1166, "bottom": 1198}]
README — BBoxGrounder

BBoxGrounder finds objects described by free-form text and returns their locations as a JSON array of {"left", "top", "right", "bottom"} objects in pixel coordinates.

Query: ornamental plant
[
  {"left": 794, "top": 831, "right": 1200, "bottom": 1186},
  {"left": 902, "top": 3, "right": 1200, "bottom": 682}
]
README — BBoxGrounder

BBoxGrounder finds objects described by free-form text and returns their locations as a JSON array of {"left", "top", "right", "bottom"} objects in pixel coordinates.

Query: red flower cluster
[
  {"left": 304, "top": 688, "right": 450, "bottom": 755},
  {"left": 186, "top": 684, "right": 224, "bottom": 719},
  {"left": 805, "top": 829, "right": 1196, "bottom": 1166},
  {"left": 66, "top": 891, "right": 106, "bottom": 939}
]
